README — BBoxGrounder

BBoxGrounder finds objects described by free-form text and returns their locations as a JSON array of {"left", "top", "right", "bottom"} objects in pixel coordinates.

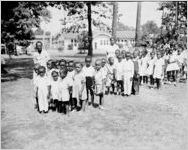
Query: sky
[{"left": 40, "top": 2, "right": 162, "bottom": 35}]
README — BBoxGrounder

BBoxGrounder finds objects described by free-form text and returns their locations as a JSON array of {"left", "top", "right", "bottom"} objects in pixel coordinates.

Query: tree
[
  {"left": 157, "top": 1, "right": 187, "bottom": 44},
  {"left": 50, "top": 2, "right": 112, "bottom": 56},
  {"left": 117, "top": 22, "right": 135, "bottom": 31},
  {"left": 1, "top": 1, "right": 51, "bottom": 48}
]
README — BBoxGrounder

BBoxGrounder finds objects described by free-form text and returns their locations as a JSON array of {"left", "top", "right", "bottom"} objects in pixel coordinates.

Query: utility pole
[
  {"left": 135, "top": 2, "right": 142, "bottom": 47},
  {"left": 112, "top": 2, "right": 118, "bottom": 42}
]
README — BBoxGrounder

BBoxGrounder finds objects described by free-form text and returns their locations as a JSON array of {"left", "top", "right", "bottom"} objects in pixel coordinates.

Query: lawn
[{"left": 1, "top": 55, "right": 188, "bottom": 150}]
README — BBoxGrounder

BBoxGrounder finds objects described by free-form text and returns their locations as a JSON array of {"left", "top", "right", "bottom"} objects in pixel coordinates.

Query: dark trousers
[
  {"left": 132, "top": 75, "right": 140, "bottom": 95},
  {"left": 117, "top": 80, "right": 124, "bottom": 93},
  {"left": 86, "top": 77, "right": 94, "bottom": 104},
  {"left": 155, "top": 78, "right": 161, "bottom": 89},
  {"left": 150, "top": 75, "right": 154, "bottom": 85},
  {"left": 143, "top": 76, "right": 148, "bottom": 84}
]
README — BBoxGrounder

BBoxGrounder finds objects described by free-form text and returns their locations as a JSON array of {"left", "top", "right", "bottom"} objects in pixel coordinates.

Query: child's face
[
  {"left": 75, "top": 64, "right": 82, "bottom": 73},
  {"left": 150, "top": 53, "right": 155, "bottom": 59},
  {"left": 60, "top": 62, "right": 66, "bottom": 69},
  {"left": 52, "top": 74, "right": 58, "bottom": 81},
  {"left": 121, "top": 51, "right": 126, "bottom": 58},
  {"left": 47, "top": 62, "right": 52, "bottom": 70},
  {"left": 109, "top": 58, "right": 114, "bottom": 65},
  {"left": 95, "top": 61, "right": 101, "bottom": 71},
  {"left": 157, "top": 53, "right": 161, "bottom": 59},
  {"left": 85, "top": 59, "right": 91, "bottom": 67},
  {"left": 115, "top": 50, "right": 120, "bottom": 58},
  {"left": 39, "top": 70, "right": 45, "bottom": 77},
  {"left": 60, "top": 72, "right": 66, "bottom": 79},
  {"left": 118, "top": 55, "right": 122, "bottom": 62},
  {"left": 101, "top": 60, "right": 106, "bottom": 67},
  {"left": 68, "top": 63, "right": 74, "bottom": 71}
]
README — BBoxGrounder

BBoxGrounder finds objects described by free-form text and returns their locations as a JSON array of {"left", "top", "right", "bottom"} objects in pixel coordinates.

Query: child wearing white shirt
[
  {"left": 35, "top": 66, "right": 50, "bottom": 113},
  {"left": 122, "top": 52, "right": 134, "bottom": 96},
  {"left": 114, "top": 54, "right": 124, "bottom": 95},
  {"left": 72, "top": 62, "right": 87, "bottom": 111},
  {"left": 153, "top": 52, "right": 165, "bottom": 89},
  {"left": 147, "top": 52, "right": 156, "bottom": 88},
  {"left": 59, "top": 68, "right": 72, "bottom": 115},
  {"left": 94, "top": 59, "right": 106, "bottom": 109},
  {"left": 82, "top": 56, "right": 95, "bottom": 106}
]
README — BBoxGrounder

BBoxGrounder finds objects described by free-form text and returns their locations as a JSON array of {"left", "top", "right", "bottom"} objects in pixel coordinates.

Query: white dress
[
  {"left": 140, "top": 56, "right": 149, "bottom": 76},
  {"left": 72, "top": 71, "right": 87, "bottom": 100},
  {"left": 153, "top": 58, "right": 165, "bottom": 79},
  {"left": 166, "top": 54, "right": 179, "bottom": 71},
  {"left": 59, "top": 76, "right": 72, "bottom": 102},
  {"left": 105, "top": 64, "right": 115, "bottom": 86},
  {"left": 50, "top": 79, "right": 59, "bottom": 100},
  {"left": 36, "top": 76, "right": 50, "bottom": 112},
  {"left": 94, "top": 69, "right": 105, "bottom": 94},
  {"left": 147, "top": 58, "right": 156, "bottom": 76},
  {"left": 114, "top": 61, "right": 124, "bottom": 81}
]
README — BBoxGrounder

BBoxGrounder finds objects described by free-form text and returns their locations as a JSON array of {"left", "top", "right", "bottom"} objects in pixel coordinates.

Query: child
[
  {"left": 121, "top": 50, "right": 126, "bottom": 59},
  {"left": 55, "top": 60, "right": 61, "bottom": 70},
  {"left": 58, "top": 68, "right": 72, "bottom": 115},
  {"left": 141, "top": 50, "right": 149, "bottom": 84},
  {"left": 114, "top": 49, "right": 120, "bottom": 65},
  {"left": 94, "top": 59, "right": 106, "bottom": 109},
  {"left": 49, "top": 70, "right": 59, "bottom": 112},
  {"left": 105, "top": 57, "right": 116, "bottom": 94},
  {"left": 33, "top": 63, "right": 40, "bottom": 110},
  {"left": 35, "top": 66, "right": 50, "bottom": 113},
  {"left": 153, "top": 52, "right": 165, "bottom": 89},
  {"left": 132, "top": 50, "right": 140, "bottom": 95},
  {"left": 114, "top": 54, "right": 124, "bottom": 95},
  {"left": 122, "top": 52, "right": 134, "bottom": 96},
  {"left": 59, "top": 59, "right": 67, "bottom": 70},
  {"left": 147, "top": 52, "right": 156, "bottom": 88},
  {"left": 101, "top": 58, "right": 108, "bottom": 94},
  {"left": 67, "top": 60, "right": 75, "bottom": 110},
  {"left": 72, "top": 62, "right": 87, "bottom": 111},
  {"left": 82, "top": 56, "right": 95, "bottom": 106},
  {"left": 46, "top": 59, "right": 53, "bottom": 81}
]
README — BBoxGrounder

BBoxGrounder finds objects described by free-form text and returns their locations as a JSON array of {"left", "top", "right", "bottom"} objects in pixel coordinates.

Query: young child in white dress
[
  {"left": 67, "top": 61, "right": 75, "bottom": 110},
  {"left": 33, "top": 63, "right": 40, "bottom": 110},
  {"left": 49, "top": 70, "right": 59, "bottom": 112},
  {"left": 35, "top": 66, "right": 50, "bottom": 113},
  {"left": 82, "top": 56, "right": 95, "bottom": 106},
  {"left": 147, "top": 52, "right": 156, "bottom": 88},
  {"left": 153, "top": 52, "right": 165, "bottom": 89},
  {"left": 114, "top": 54, "right": 124, "bottom": 95},
  {"left": 72, "top": 62, "right": 87, "bottom": 111},
  {"left": 105, "top": 57, "right": 116, "bottom": 94},
  {"left": 59, "top": 68, "right": 72, "bottom": 115},
  {"left": 94, "top": 59, "right": 106, "bottom": 109}
]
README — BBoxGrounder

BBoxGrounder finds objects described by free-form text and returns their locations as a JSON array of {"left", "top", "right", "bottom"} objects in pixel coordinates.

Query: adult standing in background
[
  {"left": 33, "top": 41, "right": 50, "bottom": 68},
  {"left": 106, "top": 37, "right": 119, "bottom": 59}
]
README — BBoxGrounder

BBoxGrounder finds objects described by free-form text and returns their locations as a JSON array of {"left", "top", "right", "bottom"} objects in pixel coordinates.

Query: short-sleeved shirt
[
  {"left": 67, "top": 70, "right": 75, "bottom": 86},
  {"left": 33, "top": 50, "right": 50, "bottom": 67},
  {"left": 114, "top": 61, "right": 124, "bottom": 80},
  {"left": 153, "top": 58, "right": 165, "bottom": 79},
  {"left": 94, "top": 69, "right": 105, "bottom": 85},
  {"left": 82, "top": 66, "right": 95, "bottom": 77},
  {"left": 58, "top": 77, "right": 71, "bottom": 101},
  {"left": 50, "top": 79, "right": 59, "bottom": 100},
  {"left": 106, "top": 44, "right": 119, "bottom": 59}
]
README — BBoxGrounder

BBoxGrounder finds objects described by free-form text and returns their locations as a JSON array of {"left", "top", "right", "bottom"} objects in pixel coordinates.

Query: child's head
[
  {"left": 59, "top": 59, "right": 67, "bottom": 70},
  {"left": 51, "top": 70, "right": 59, "bottom": 81},
  {"left": 108, "top": 57, "right": 114, "bottom": 65},
  {"left": 125, "top": 52, "right": 131, "bottom": 60},
  {"left": 115, "top": 49, "right": 120, "bottom": 58},
  {"left": 150, "top": 51, "right": 155, "bottom": 59},
  {"left": 117, "top": 54, "right": 122, "bottom": 62},
  {"left": 38, "top": 66, "right": 46, "bottom": 77},
  {"left": 68, "top": 60, "right": 74, "bottom": 72},
  {"left": 47, "top": 59, "right": 53, "bottom": 70},
  {"left": 85, "top": 56, "right": 92, "bottom": 67},
  {"left": 95, "top": 59, "right": 102, "bottom": 71},
  {"left": 55, "top": 60, "right": 60, "bottom": 69},
  {"left": 34, "top": 63, "right": 40, "bottom": 74},
  {"left": 74, "top": 62, "right": 83, "bottom": 73},
  {"left": 157, "top": 52, "right": 161, "bottom": 59},
  {"left": 59, "top": 68, "right": 68, "bottom": 79},
  {"left": 101, "top": 58, "right": 106, "bottom": 67}
]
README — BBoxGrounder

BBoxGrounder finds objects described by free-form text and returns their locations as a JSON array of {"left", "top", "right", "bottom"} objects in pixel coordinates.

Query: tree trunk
[
  {"left": 87, "top": 2, "right": 93, "bottom": 56},
  {"left": 135, "top": 2, "right": 142, "bottom": 47},
  {"left": 112, "top": 2, "right": 118, "bottom": 41}
]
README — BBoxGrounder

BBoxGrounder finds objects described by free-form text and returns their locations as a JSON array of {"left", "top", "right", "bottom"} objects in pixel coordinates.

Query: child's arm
[
  {"left": 47, "top": 85, "right": 51, "bottom": 99},
  {"left": 36, "top": 87, "right": 38, "bottom": 99}
]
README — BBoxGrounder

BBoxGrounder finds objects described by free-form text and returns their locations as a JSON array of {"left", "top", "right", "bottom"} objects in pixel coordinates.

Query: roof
[{"left": 116, "top": 31, "right": 135, "bottom": 39}]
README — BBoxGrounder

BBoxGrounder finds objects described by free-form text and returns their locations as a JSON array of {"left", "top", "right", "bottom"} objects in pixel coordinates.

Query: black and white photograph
[{"left": 1, "top": 1, "right": 187, "bottom": 149}]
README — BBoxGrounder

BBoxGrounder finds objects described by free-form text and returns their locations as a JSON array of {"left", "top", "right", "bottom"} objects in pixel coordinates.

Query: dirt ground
[{"left": 1, "top": 56, "right": 188, "bottom": 150}]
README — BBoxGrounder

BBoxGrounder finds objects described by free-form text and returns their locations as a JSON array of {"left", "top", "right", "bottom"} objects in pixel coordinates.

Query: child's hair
[
  {"left": 68, "top": 60, "right": 74, "bottom": 65},
  {"left": 51, "top": 70, "right": 59, "bottom": 77},
  {"left": 95, "top": 58, "right": 102, "bottom": 64},
  {"left": 85, "top": 56, "right": 92, "bottom": 62},
  {"left": 38, "top": 66, "right": 46, "bottom": 73},
  {"left": 59, "top": 68, "right": 68, "bottom": 76},
  {"left": 59, "top": 59, "right": 67, "bottom": 65}
]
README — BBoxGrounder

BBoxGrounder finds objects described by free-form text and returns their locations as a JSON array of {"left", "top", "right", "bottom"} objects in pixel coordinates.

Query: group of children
[{"left": 33, "top": 45, "right": 187, "bottom": 115}]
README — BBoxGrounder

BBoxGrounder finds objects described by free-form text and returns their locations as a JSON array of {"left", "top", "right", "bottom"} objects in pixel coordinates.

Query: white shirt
[
  {"left": 67, "top": 70, "right": 75, "bottom": 86},
  {"left": 94, "top": 69, "right": 105, "bottom": 85},
  {"left": 82, "top": 66, "right": 95, "bottom": 77},
  {"left": 114, "top": 61, "right": 124, "bottom": 80},
  {"left": 153, "top": 58, "right": 165, "bottom": 79},
  {"left": 58, "top": 76, "right": 71, "bottom": 101},
  {"left": 33, "top": 50, "right": 50, "bottom": 67},
  {"left": 106, "top": 44, "right": 119, "bottom": 58},
  {"left": 122, "top": 59, "right": 134, "bottom": 77},
  {"left": 50, "top": 79, "right": 59, "bottom": 100},
  {"left": 147, "top": 58, "right": 156, "bottom": 75}
]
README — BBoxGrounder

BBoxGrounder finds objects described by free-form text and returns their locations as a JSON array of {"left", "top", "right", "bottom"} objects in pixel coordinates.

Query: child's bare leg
[
  {"left": 65, "top": 103, "right": 69, "bottom": 116},
  {"left": 81, "top": 100, "right": 86, "bottom": 111}
]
